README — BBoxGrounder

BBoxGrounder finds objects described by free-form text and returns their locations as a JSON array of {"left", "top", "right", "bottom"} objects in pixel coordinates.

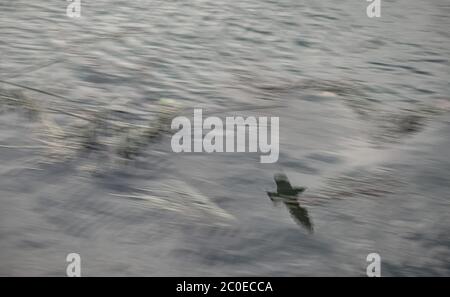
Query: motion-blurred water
[{"left": 0, "top": 0, "right": 449, "bottom": 276}]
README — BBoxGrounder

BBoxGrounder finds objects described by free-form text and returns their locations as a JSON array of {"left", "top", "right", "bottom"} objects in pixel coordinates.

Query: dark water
[{"left": 0, "top": 0, "right": 449, "bottom": 276}]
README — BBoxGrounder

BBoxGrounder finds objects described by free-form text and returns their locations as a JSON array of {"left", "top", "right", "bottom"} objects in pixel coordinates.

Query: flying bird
[{"left": 267, "top": 173, "right": 313, "bottom": 233}]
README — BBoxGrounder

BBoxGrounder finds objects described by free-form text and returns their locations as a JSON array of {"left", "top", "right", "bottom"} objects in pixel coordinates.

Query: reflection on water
[
  {"left": 267, "top": 173, "right": 313, "bottom": 233},
  {"left": 1, "top": 0, "right": 450, "bottom": 276}
]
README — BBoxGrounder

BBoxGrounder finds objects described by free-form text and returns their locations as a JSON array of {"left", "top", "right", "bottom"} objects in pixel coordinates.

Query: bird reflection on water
[{"left": 267, "top": 173, "right": 313, "bottom": 233}]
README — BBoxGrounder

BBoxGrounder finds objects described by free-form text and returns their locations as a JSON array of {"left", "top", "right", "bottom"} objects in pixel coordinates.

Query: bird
[{"left": 267, "top": 173, "right": 313, "bottom": 233}]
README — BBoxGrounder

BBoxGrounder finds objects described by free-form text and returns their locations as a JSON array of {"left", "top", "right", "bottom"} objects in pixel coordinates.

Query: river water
[{"left": 0, "top": 0, "right": 449, "bottom": 276}]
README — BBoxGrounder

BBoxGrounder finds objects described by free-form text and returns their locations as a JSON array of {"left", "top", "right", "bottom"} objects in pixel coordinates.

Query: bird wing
[
  {"left": 276, "top": 179, "right": 293, "bottom": 193},
  {"left": 283, "top": 201, "right": 314, "bottom": 233}
]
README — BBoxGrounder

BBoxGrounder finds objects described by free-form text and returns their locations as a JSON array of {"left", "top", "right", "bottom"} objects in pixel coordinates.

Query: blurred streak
[{"left": 0, "top": 0, "right": 449, "bottom": 276}]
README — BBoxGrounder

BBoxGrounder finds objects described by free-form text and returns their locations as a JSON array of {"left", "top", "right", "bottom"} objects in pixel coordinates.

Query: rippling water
[{"left": 1, "top": 0, "right": 449, "bottom": 276}]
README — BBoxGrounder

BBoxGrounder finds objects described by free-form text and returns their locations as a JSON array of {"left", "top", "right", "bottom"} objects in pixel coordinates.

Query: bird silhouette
[{"left": 267, "top": 173, "right": 313, "bottom": 233}]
